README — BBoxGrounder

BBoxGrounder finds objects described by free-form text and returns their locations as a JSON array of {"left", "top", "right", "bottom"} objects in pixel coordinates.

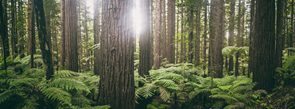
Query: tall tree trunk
[
  {"left": 153, "top": 0, "right": 162, "bottom": 69},
  {"left": 228, "top": 0, "right": 236, "bottom": 73},
  {"left": 235, "top": 0, "right": 243, "bottom": 76},
  {"left": 64, "top": 0, "right": 78, "bottom": 72},
  {"left": 94, "top": 0, "right": 101, "bottom": 75},
  {"left": 188, "top": 7, "right": 194, "bottom": 63},
  {"left": 251, "top": 0, "right": 276, "bottom": 91},
  {"left": 195, "top": 0, "right": 202, "bottom": 66},
  {"left": 34, "top": 0, "right": 54, "bottom": 80},
  {"left": 180, "top": 0, "right": 186, "bottom": 63},
  {"left": 176, "top": 5, "right": 179, "bottom": 63},
  {"left": 11, "top": 0, "right": 18, "bottom": 57},
  {"left": 0, "top": 0, "right": 10, "bottom": 70},
  {"left": 82, "top": 1, "right": 90, "bottom": 70},
  {"left": 209, "top": 0, "right": 225, "bottom": 78},
  {"left": 98, "top": 0, "right": 135, "bottom": 108},
  {"left": 248, "top": 0, "right": 255, "bottom": 77},
  {"left": 139, "top": 0, "right": 152, "bottom": 76},
  {"left": 28, "top": 0, "right": 36, "bottom": 68},
  {"left": 161, "top": 0, "right": 167, "bottom": 60},
  {"left": 276, "top": 0, "right": 286, "bottom": 67},
  {"left": 17, "top": 0, "right": 25, "bottom": 58},
  {"left": 289, "top": 0, "right": 294, "bottom": 56},
  {"left": 203, "top": 0, "right": 208, "bottom": 74},
  {"left": 167, "top": 0, "right": 175, "bottom": 63},
  {"left": 61, "top": 0, "right": 66, "bottom": 67}
]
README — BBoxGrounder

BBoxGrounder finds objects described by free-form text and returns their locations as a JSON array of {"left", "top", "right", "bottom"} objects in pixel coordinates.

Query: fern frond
[
  {"left": 48, "top": 78, "right": 90, "bottom": 93},
  {"left": 153, "top": 79, "right": 179, "bottom": 91},
  {"left": 159, "top": 87, "right": 170, "bottom": 102},
  {"left": 21, "top": 98, "right": 39, "bottom": 109},
  {"left": 8, "top": 78, "right": 38, "bottom": 88},
  {"left": 210, "top": 94, "right": 239, "bottom": 104},
  {"left": 0, "top": 90, "right": 17, "bottom": 104},
  {"left": 157, "top": 73, "right": 185, "bottom": 83},
  {"left": 54, "top": 70, "right": 78, "bottom": 78},
  {"left": 136, "top": 83, "right": 157, "bottom": 98},
  {"left": 41, "top": 87, "right": 71, "bottom": 104}
]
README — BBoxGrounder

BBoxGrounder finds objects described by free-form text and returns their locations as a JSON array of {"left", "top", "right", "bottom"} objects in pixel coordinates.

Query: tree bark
[
  {"left": 167, "top": 0, "right": 175, "bottom": 63},
  {"left": 153, "top": 0, "right": 162, "bottom": 69},
  {"left": 203, "top": 0, "right": 208, "bottom": 74},
  {"left": 98, "top": 0, "right": 135, "bottom": 108},
  {"left": 194, "top": 0, "right": 202, "bottom": 66},
  {"left": 11, "top": 0, "right": 18, "bottom": 58},
  {"left": 64, "top": 0, "right": 79, "bottom": 72},
  {"left": 0, "top": 0, "right": 10, "bottom": 70},
  {"left": 180, "top": 0, "right": 186, "bottom": 63},
  {"left": 61, "top": 0, "right": 66, "bottom": 67},
  {"left": 188, "top": 6, "right": 194, "bottom": 63},
  {"left": 139, "top": 0, "right": 152, "bottom": 76},
  {"left": 209, "top": 0, "right": 225, "bottom": 78},
  {"left": 28, "top": 0, "right": 36, "bottom": 68},
  {"left": 276, "top": 0, "right": 286, "bottom": 67},
  {"left": 34, "top": 0, "right": 54, "bottom": 80},
  {"left": 94, "top": 0, "right": 101, "bottom": 75},
  {"left": 251, "top": 0, "right": 276, "bottom": 91},
  {"left": 228, "top": 0, "right": 236, "bottom": 72}
]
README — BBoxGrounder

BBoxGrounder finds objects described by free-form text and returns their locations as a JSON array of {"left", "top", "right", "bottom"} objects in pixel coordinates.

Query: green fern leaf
[
  {"left": 0, "top": 90, "right": 16, "bottom": 104},
  {"left": 49, "top": 78, "right": 90, "bottom": 93},
  {"left": 41, "top": 87, "right": 71, "bottom": 104},
  {"left": 159, "top": 87, "right": 170, "bottom": 102}
]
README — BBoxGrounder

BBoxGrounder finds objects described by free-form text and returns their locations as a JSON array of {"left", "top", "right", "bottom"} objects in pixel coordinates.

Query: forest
[{"left": 0, "top": 0, "right": 295, "bottom": 109}]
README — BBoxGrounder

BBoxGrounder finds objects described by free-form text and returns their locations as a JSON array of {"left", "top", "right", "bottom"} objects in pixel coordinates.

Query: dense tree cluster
[{"left": 0, "top": 0, "right": 295, "bottom": 108}]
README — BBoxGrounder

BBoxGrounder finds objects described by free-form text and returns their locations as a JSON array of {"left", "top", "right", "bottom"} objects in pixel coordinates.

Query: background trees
[{"left": 0, "top": 0, "right": 295, "bottom": 108}]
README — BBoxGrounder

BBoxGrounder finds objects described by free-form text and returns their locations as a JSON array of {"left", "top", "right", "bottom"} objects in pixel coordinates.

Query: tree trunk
[
  {"left": 139, "top": 0, "right": 152, "bottom": 76},
  {"left": 248, "top": 0, "right": 255, "bottom": 77},
  {"left": 194, "top": 0, "right": 202, "bottom": 66},
  {"left": 34, "top": 0, "right": 54, "bottom": 80},
  {"left": 0, "top": 0, "right": 10, "bottom": 70},
  {"left": 153, "top": 0, "right": 162, "bottom": 69},
  {"left": 98, "top": 0, "right": 135, "bottom": 108},
  {"left": 235, "top": 0, "right": 243, "bottom": 76},
  {"left": 180, "top": 0, "right": 186, "bottom": 63},
  {"left": 228, "top": 0, "right": 236, "bottom": 73},
  {"left": 11, "top": 0, "right": 18, "bottom": 58},
  {"left": 161, "top": 0, "right": 167, "bottom": 60},
  {"left": 188, "top": 7, "right": 194, "bottom": 63},
  {"left": 61, "top": 0, "right": 66, "bottom": 67},
  {"left": 94, "top": 0, "right": 101, "bottom": 75},
  {"left": 64, "top": 0, "right": 78, "bottom": 72},
  {"left": 276, "top": 0, "right": 286, "bottom": 67},
  {"left": 203, "top": 0, "right": 208, "bottom": 74},
  {"left": 28, "top": 0, "right": 36, "bottom": 68},
  {"left": 167, "top": 0, "right": 175, "bottom": 63},
  {"left": 209, "top": 0, "right": 225, "bottom": 78},
  {"left": 251, "top": 0, "right": 276, "bottom": 91},
  {"left": 17, "top": 0, "right": 25, "bottom": 58}
]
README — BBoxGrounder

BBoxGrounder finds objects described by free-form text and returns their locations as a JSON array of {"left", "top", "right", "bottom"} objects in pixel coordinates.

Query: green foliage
[
  {"left": 136, "top": 64, "right": 256, "bottom": 109},
  {"left": 0, "top": 67, "right": 103, "bottom": 109}
]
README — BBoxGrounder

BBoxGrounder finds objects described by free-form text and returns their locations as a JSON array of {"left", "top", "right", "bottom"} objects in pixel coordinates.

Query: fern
[
  {"left": 159, "top": 87, "right": 170, "bottom": 102},
  {"left": 153, "top": 79, "right": 179, "bottom": 91},
  {"left": 0, "top": 90, "right": 17, "bottom": 104},
  {"left": 48, "top": 78, "right": 90, "bottom": 93},
  {"left": 41, "top": 87, "right": 72, "bottom": 105},
  {"left": 54, "top": 70, "right": 78, "bottom": 78},
  {"left": 210, "top": 94, "right": 239, "bottom": 104},
  {"left": 136, "top": 83, "right": 157, "bottom": 98}
]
